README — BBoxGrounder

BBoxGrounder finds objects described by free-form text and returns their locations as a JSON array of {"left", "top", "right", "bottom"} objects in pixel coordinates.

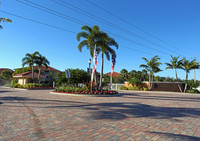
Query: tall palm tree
[
  {"left": 181, "top": 58, "right": 200, "bottom": 92},
  {"left": 97, "top": 34, "right": 118, "bottom": 90},
  {"left": 139, "top": 55, "right": 162, "bottom": 90},
  {"left": 36, "top": 54, "right": 50, "bottom": 84},
  {"left": 165, "top": 55, "right": 183, "bottom": 92},
  {"left": 76, "top": 25, "right": 102, "bottom": 86},
  {"left": 22, "top": 51, "right": 40, "bottom": 83}
]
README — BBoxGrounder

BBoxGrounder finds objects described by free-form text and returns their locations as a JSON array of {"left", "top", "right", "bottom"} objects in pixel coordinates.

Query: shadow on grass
[{"left": 149, "top": 131, "right": 200, "bottom": 140}]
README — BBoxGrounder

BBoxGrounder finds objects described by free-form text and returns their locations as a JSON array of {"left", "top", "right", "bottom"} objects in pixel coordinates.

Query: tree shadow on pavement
[
  {"left": 1, "top": 96, "right": 200, "bottom": 121},
  {"left": 149, "top": 131, "right": 200, "bottom": 140},
  {"left": 0, "top": 90, "right": 13, "bottom": 93}
]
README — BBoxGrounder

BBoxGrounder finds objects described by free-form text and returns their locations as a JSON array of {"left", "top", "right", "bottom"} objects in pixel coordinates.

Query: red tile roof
[
  {"left": 13, "top": 71, "right": 46, "bottom": 78},
  {"left": 0, "top": 68, "right": 13, "bottom": 74},
  {"left": 34, "top": 66, "right": 61, "bottom": 72},
  {"left": 105, "top": 72, "right": 120, "bottom": 77},
  {"left": 14, "top": 66, "right": 61, "bottom": 72}
]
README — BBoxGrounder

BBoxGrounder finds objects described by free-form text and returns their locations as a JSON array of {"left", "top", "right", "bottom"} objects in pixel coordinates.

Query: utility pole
[{"left": 193, "top": 56, "right": 196, "bottom": 84}]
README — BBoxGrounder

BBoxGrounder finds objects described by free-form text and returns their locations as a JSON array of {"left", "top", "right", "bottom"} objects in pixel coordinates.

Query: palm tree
[
  {"left": 181, "top": 58, "right": 200, "bottom": 92},
  {"left": 139, "top": 55, "right": 162, "bottom": 90},
  {"left": 165, "top": 55, "right": 183, "bottom": 92},
  {"left": 76, "top": 25, "right": 102, "bottom": 86},
  {"left": 22, "top": 51, "right": 40, "bottom": 83},
  {"left": 36, "top": 54, "right": 50, "bottom": 84},
  {"left": 97, "top": 34, "right": 118, "bottom": 90}
]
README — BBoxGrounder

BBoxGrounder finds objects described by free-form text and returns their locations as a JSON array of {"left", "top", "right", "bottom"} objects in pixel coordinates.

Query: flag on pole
[
  {"left": 110, "top": 55, "right": 116, "bottom": 89},
  {"left": 91, "top": 45, "right": 98, "bottom": 87}
]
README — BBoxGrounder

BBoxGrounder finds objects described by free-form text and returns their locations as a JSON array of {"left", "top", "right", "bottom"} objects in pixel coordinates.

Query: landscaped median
[{"left": 51, "top": 86, "right": 119, "bottom": 96}]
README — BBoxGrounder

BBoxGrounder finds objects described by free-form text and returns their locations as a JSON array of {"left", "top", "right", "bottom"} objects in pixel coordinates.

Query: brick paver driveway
[{"left": 0, "top": 87, "right": 200, "bottom": 141}]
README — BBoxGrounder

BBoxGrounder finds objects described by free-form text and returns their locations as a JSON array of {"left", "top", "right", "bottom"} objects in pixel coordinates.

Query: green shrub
[
  {"left": 186, "top": 89, "right": 200, "bottom": 94},
  {"left": 128, "top": 78, "right": 142, "bottom": 86},
  {"left": 187, "top": 80, "right": 199, "bottom": 88},
  {"left": 143, "top": 88, "right": 148, "bottom": 91},
  {"left": 24, "top": 83, "right": 47, "bottom": 88},
  {"left": 119, "top": 86, "right": 128, "bottom": 90},
  {"left": 14, "top": 83, "right": 23, "bottom": 88}
]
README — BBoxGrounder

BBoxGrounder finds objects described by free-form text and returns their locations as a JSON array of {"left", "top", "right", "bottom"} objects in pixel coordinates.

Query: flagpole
[
  {"left": 91, "top": 44, "right": 97, "bottom": 91},
  {"left": 110, "top": 60, "right": 112, "bottom": 90}
]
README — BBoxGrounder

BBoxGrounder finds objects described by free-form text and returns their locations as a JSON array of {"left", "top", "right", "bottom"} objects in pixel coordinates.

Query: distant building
[
  {"left": 13, "top": 66, "right": 61, "bottom": 85},
  {"left": 13, "top": 71, "right": 46, "bottom": 85},
  {"left": 105, "top": 72, "right": 120, "bottom": 77},
  {"left": 33, "top": 66, "right": 61, "bottom": 83}
]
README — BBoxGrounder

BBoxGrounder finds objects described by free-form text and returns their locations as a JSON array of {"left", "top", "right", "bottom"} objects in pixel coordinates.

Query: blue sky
[{"left": 0, "top": 0, "right": 200, "bottom": 80}]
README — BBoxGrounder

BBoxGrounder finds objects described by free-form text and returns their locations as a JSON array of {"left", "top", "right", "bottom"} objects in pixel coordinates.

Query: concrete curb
[
  {"left": 117, "top": 90, "right": 200, "bottom": 95},
  {"left": 50, "top": 91, "right": 121, "bottom": 97}
]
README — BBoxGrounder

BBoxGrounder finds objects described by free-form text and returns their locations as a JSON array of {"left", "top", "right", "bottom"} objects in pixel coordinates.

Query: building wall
[
  {"left": 125, "top": 82, "right": 185, "bottom": 92},
  {"left": 18, "top": 78, "right": 27, "bottom": 86}
]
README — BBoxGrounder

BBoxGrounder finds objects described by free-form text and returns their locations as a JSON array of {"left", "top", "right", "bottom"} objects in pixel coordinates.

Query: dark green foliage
[
  {"left": 187, "top": 80, "right": 199, "bottom": 89},
  {"left": 56, "top": 72, "right": 67, "bottom": 86},
  {"left": 118, "top": 86, "right": 128, "bottom": 90},
  {"left": 56, "top": 69, "right": 90, "bottom": 86},
  {"left": 128, "top": 77, "right": 142, "bottom": 85},
  {"left": 13, "top": 67, "right": 31, "bottom": 75},
  {"left": 186, "top": 89, "right": 200, "bottom": 94},
  {"left": 1, "top": 70, "right": 12, "bottom": 79},
  {"left": 69, "top": 69, "right": 90, "bottom": 86}
]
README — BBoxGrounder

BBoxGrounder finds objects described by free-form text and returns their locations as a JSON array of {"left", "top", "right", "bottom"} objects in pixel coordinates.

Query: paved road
[{"left": 0, "top": 87, "right": 200, "bottom": 141}]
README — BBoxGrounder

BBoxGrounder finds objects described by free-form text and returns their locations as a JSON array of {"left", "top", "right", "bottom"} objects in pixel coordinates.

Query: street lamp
[{"left": 88, "top": 59, "right": 91, "bottom": 74}]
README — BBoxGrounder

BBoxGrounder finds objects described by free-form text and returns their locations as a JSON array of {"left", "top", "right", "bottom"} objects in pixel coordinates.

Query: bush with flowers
[{"left": 54, "top": 86, "right": 118, "bottom": 95}]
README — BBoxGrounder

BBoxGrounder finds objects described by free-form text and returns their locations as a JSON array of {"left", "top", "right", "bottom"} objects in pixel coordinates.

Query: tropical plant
[
  {"left": 76, "top": 25, "right": 119, "bottom": 90},
  {"left": 97, "top": 34, "right": 118, "bottom": 91},
  {"left": 181, "top": 58, "right": 200, "bottom": 92},
  {"left": 120, "top": 69, "right": 129, "bottom": 81},
  {"left": 139, "top": 55, "right": 162, "bottom": 90},
  {"left": 128, "top": 77, "right": 142, "bottom": 86},
  {"left": 76, "top": 25, "right": 102, "bottom": 85},
  {"left": 1, "top": 70, "right": 12, "bottom": 79},
  {"left": 22, "top": 51, "right": 40, "bottom": 83},
  {"left": 36, "top": 54, "right": 50, "bottom": 84},
  {"left": 165, "top": 55, "right": 183, "bottom": 92}
]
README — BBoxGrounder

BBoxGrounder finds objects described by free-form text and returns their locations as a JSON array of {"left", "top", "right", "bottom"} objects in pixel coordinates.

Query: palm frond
[
  {"left": 78, "top": 40, "right": 88, "bottom": 52},
  {"left": 76, "top": 31, "right": 89, "bottom": 41},
  {"left": 81, "top": 25, "right": 92, "bottom": 33}
]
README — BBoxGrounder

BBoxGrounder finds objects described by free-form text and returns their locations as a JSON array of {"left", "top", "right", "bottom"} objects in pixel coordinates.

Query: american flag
[
  {"left": 110, "top": 55, "right": 116, "bottom": 88},
  {"left": 91, "top": 45, "right": 98, "bottom": 86}
]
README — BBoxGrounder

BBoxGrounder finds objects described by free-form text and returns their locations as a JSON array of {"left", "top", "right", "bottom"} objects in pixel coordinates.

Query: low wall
[{"left": 125, "top": 82, "right": 185, "bottom": 92}]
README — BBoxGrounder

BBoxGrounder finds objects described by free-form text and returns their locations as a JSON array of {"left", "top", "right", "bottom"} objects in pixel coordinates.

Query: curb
[
  {"left": 50, "top": 91, "right": 121, "bottom": 97},
  {"left": 117, "top": 90, "right": 200, "bottom": 95}
]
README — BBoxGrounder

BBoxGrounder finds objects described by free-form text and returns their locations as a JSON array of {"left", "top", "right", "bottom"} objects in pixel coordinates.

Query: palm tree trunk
[
  {"left": 175, "top": 68, "right": 182, "bottom": 92},
  {"left": 150, "top": 73, "right": 154, "bottom": 89},
  {"left": 94, "top": 70, "right": 97, "bottom": 86},
  {"left": 184, "top": 71, "right": 188, "bottom": 92},
  {"left": 99, "top": 53, "right": 104, "bottom": 91},
  {"left": 148, "top": 71, "right": 151, "bottom": 90},
  {"left": 32, "top": 65, "right": 34, "bottom": 83},
  {"left": 38, "top": 68, "right": 41, "bottom": 84}
]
